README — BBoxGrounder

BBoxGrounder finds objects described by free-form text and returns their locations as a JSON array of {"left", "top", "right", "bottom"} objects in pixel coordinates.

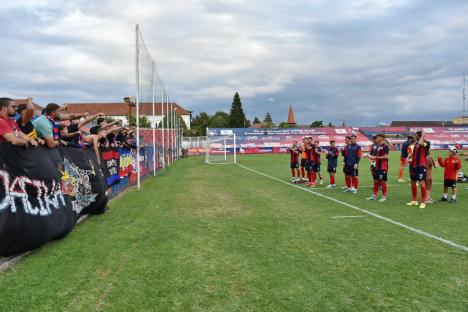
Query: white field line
[
  {"left": 332, "top": 215, "right": 366, "bottom": 219},
  {"left": 237, "top": 164, "right": 468, "bottom": 253}
]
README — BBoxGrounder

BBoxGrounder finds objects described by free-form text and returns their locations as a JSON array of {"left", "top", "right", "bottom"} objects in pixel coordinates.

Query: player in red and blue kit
[
  {"left": 406, "top": 131, "right": 430, "bottom": 209},
  {"left": 326, "top": 140, "right": 339, "bottom": 189},
  {"left": 343, "top": 135, "right": 361, "bottom": 194},
  {"left": 341, "top": 136, "right": 351, "bottom": 190},
  {"left": 367, "top": 134, "right": 389, "bottom": 202},
  {"left": 305, "top": 138, "right": 317, "bottom": 187},
  {"left": 313, "top": 139, "right": 324, "bottom": 185},
  {"left": 288, "top": 141, "right": 300, "bottom": 183}
]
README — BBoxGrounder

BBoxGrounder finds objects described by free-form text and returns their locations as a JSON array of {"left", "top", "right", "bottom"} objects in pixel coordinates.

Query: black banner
[{"left": 0, "top": 144, "right": 108, "bottom": 256}]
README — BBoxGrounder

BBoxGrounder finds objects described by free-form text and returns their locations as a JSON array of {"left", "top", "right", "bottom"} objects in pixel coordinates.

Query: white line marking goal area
[{"left": 237, "top": 163, "right": 468, "bottom": 253}]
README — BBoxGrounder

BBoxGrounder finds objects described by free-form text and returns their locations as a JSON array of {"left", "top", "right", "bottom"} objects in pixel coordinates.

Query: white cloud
[{"left": 1, "top": 0, "right": 468, "bottom": 124}]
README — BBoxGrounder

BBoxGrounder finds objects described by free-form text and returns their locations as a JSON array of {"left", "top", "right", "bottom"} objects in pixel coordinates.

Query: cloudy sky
[{"left": 1, "top": 0, "right": 468, "bottom": 125}]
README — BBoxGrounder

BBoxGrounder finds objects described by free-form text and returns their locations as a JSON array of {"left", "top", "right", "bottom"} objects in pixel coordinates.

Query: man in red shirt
[
  {"left": 0, "top": 98, "right": 37, "bottom": 147},
  {"left": 406, "top": 131, "right": 430, "bottom": 209},
  {"left": 366, "top": 134, "right": 389, "bottom": 202},
  {"left": 438, "top": 147, "right": 462, "bottom": 203}
]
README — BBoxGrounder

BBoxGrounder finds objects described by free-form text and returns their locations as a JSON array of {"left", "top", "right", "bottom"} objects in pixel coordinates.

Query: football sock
[
  {"left": 373, "top": 181, "right": 379, "bottom": 196},
  {"left": 420, "top": 184, "right": 427, "bottom": 202},
  {"left": 381, "top": 181, "right": 388, "bottom": 197},
  {"left": 411, "top": 183, "right": 418, "bottom": 201}
]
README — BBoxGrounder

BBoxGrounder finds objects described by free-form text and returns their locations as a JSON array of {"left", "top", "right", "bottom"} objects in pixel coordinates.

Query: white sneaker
[
  {"left": 367, "top": 195, "right": 377, "bottom": 200},
  {"left": 398, "top": 179, "right": 405, "bottom": 183},
  {"left": 378, "top": 197, "right": 387, "bottom": 202},
  {"left": 350, "top": 188, "right": 357, "bottom": 194},
  {"left": 326, "top": 184, "right": 333, "bottom": 189},
  {"left": 341, "top": 186, "right": 348, "bottom": 190},
  {"left": 320, "top": 179, "right": 324, "bottom": 185},
  {"left": 330, "top": 184, "right": 336, "bottom": 189},
  {"left": 342, "top": 188, "right": 350, "bottom": 192}
]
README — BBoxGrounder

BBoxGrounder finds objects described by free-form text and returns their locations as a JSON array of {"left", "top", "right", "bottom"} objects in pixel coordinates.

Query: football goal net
[{"left": 205, "top": 134, "right": 237, "bottom": 164}]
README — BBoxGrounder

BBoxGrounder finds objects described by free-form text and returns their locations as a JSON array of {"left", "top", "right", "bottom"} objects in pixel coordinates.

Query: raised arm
[
  {"left": 21, "top": 97, "right": 36, "bottom": 124},
  {"left": 78, "top": 112, "right": 104, "bottom": 129}
]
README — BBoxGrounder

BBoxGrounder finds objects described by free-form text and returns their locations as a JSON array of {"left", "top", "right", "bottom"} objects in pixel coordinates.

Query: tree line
[{"left": 189, "top": 92, "right": 336, "bottom": 136}]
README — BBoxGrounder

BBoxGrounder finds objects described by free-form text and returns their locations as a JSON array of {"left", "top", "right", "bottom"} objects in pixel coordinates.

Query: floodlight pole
[
  {"left": 152, "top": 60, "right": 156, "bottom": 176},
  {"left": 166, "top": 93, "right": 170, "bottom": 164},
  {"left": 161, "top": 84, "right": 165, "bottom": 169},
  {"left": 135, "top": 24, "right": 141, "bottom": 189}
]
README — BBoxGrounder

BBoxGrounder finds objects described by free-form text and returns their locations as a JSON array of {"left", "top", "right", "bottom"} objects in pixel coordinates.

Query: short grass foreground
[{"left": 0, "top": 152, "right": 467, "bottom": 311}]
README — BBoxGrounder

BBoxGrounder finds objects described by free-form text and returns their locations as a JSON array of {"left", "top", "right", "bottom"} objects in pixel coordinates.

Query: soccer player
[
  {"left": 399, "top": 136, "right": 415, "bottom": 182},
  {"left": 341, "top": 136, "right": 351, "bottom": 190},
  {"left": 406, "top": 131, "right": 430, "bottom": 209},
  {"left": 343, "top": 135, "right": 361, "bottom": 194},
  {"left": 299, "top": 137, "right": 308, "bottom": 182},
  {"left": 288, "top": 141, "right": 300, "bottom": 183},
  {"left": 305, "top": 138, "right": 317, "bottom": 187},
  {"left": 367, "top": 134, "right": 389, "bottom": 202},
  {"left": 437, "top": 147, "right": 462, "bottom": 203},
  {"left": 326, "top": 140, "right": 339, "bottom": 189},
  {"left": 313, "top": 139, "right": 324, "bottom": 185}
]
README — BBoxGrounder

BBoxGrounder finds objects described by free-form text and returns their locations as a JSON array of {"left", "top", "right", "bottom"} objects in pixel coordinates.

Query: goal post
[{"left": 205, "top": 128, "right": 237, "bottom": 164}]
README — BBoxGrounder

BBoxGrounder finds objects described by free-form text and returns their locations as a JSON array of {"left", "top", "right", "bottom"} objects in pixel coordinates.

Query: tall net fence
[{"left": 135, "top": 25, "right": 181, "bottom": 187}]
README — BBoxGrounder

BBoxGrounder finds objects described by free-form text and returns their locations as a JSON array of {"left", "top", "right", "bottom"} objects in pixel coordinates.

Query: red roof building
[{"left": 64, "top": 102, "right": 192, "bottom": 129}]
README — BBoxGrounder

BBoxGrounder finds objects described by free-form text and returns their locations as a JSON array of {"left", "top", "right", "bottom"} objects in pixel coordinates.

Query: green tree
[
  {"left": 190, "top": 112, "right": 211, "bottom": 136},
  {"left": 278, "top": 122, "right": 295, "bottom": 128},
  {"left": 310, "top": 120, "right": 324, "bottom": 128},
  {"left": 209, "top": 111, "right": 230, "bottom": 128},
  {"left": 262, "top": 112, "right": 274, "bottom": 128},
  {"left": 159, "top": 114, "right": 190, "bottom": 136},
  {"left": 229, "top": 92, "right": 247, "bottom": 128},
  {"left": 327, "top": 122, "right": 335, "bottom": 127},
  {"left": 129, "top": 115, "right": 151, "bottom": 128},
  {"left": 253, "top": 116, "right": 260, "bottom": 124}
]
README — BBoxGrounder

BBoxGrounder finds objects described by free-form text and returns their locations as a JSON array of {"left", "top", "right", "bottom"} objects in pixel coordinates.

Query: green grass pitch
[{"left": 0, "top": 151, "right": 467, "bottom": 311}]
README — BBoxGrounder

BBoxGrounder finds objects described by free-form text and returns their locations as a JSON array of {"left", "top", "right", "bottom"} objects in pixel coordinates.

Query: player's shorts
[
  {"left": 444, "top": 179, "right": 456, "bottom": 188},
  {"left": 300, "top": 159, "right": 306, "bottom": 167},
  {"left": 374, "top": 169, "right": 388, "bottom": 181},
  {"left": 400, "top": 157, "right": 406, "bottom": 166},
  {"left": 327, "top": 165, "right": 336, "bottom": 173},
  {"left": 410, "top": 166, "right": 426, "bottom": 182},
  {"left": 290, "top": 162, "right": 299, "bottom": 169},
  {"left": 305, "top": 161, "right": 314, "bottom": 172},
  {"left": 344, "top": 164, "right": 359, "bottom": 177},
  {"left": 313, "top": 163, "right": 321, "bottom": 172}
]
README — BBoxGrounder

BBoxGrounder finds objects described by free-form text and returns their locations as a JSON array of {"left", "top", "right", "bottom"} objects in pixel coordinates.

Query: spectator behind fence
[
  {"left": 0, "top": 98, "right": 38, "bottom": 147},
  {"left": 16, "top": 97, "right": 45, "bottom": 145},
  {"left": 33, "top": 103, "right": 87, "bottom": 148},
  {"left": 90, "top": 117, "right": 119, "bottom": 135}
]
